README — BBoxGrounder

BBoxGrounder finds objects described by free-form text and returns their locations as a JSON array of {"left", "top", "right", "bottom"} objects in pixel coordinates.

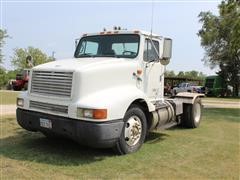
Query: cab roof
[{"left": 81, "top": 30, "right": 163, "bottom": 39}]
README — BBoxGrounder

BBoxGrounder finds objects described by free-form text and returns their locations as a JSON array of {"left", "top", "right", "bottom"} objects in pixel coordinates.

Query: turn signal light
[
  {"left": 93, "top": 109, "right": 107, "bottom": 119},
  {"left": 77, "top": 108, "right": 107, "bottom": 119}
]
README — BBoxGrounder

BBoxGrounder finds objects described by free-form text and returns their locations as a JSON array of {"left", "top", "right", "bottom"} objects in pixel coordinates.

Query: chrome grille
[
  {"left": 30, "top": 101, "right": 68, "bottom": 114},
  {"left": 31, "top": 71, "right": 73, "bottom": 98}
]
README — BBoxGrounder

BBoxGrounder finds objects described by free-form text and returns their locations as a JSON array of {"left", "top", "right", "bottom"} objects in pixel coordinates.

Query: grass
[
  {"left": 0, "top": 91, "right": 19, "bottom": 105},
  {"left": 0, "top": 108, "right": 239, "bottom": 179}
]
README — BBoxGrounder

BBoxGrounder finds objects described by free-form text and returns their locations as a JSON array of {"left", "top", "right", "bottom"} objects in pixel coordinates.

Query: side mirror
[
  {"left": 160, "top": 38, "right": 172, "bottom": 65},
  {"left": 26, "top": 55, "right": 34, "bottom": 68}
]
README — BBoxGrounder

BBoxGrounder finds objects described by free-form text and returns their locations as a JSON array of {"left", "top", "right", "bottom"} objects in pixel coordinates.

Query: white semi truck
[{"left": 16, "top": 30, "right": 204, "bottom": 154}]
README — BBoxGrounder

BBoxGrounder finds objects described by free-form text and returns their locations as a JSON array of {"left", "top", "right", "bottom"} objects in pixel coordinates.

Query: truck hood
[
  {"left": 31, "top": 57, "right": 139, "bottom": 101},
  {"left": 33, "top": 57, "right": 135, "bottom": 72}
]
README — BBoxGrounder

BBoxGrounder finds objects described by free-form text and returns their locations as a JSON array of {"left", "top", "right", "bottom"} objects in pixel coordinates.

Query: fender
[
  {"left": 174, "top": 92, "right": 205, "bottom": 104},
  {"left": 76, "top": 85, "right": 155, "bottom": 121}
]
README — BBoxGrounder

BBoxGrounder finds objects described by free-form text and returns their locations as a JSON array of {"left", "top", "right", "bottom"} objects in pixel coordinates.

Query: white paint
[{"left": 18, "top": 30, "right": 169, "bottom": 121}]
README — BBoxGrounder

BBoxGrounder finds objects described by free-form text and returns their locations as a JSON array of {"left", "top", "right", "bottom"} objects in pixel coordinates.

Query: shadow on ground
[
  {"left": 0, "top": 129, "right": 168, "bottom": 166},
  {"left": 145, "top": 132, "right": 169, "bottom": 144},
  {"left": 0, "top": 130, "right": 114, "bottom": 166}
]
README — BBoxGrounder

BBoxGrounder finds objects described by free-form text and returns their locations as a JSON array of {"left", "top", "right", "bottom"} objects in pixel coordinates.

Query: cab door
[{"left": 142, "top": 38, "right": 164, "bottom": 100}]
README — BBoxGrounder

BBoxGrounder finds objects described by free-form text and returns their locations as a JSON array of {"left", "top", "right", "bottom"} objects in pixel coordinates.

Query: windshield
[{"left": 74, "top": 34, "right": 140, "bottom": 58}]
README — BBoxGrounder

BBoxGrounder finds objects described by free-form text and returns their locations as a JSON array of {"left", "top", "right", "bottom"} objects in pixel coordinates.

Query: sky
[{"left": 1, "top": 0, "right": 221, "bottom": 75}]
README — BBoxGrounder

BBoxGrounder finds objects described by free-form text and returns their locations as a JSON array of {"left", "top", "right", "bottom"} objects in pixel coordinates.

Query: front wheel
[
  {"left": 115, "top": 105, "right": 147, "bottom": 155},
  {"left": 181, "top": 98, "right": 202, "bottom": 128}
]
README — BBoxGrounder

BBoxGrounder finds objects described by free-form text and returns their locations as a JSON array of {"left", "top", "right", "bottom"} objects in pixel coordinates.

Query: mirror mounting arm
[{"left": 149, "top": 37, "right": 160, "bottom": 60}]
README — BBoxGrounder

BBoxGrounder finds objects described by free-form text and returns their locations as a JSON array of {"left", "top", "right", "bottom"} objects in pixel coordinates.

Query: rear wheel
[
  {"left": 115, "top": 105, "right": 147, "bottom": 155},
  {"left": 181, "top": 98, "right": 202, "bottom": 128}
]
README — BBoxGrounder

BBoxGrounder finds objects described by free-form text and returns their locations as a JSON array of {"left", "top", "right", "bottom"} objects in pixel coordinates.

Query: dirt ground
[
  {"left": 0, "top": 105, "right": 16, "bottom": 116},
  {"left": 202, "top": 99, "right": 240, "bottom": 109}
]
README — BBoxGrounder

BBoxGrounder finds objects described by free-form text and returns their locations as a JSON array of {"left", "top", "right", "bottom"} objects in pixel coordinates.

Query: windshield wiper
[
  {"left": 78, "top": 53, "right": 95, "bottom": 57},
  {"left": 97, "top": 54, "right": 121, "bottom": 58}
]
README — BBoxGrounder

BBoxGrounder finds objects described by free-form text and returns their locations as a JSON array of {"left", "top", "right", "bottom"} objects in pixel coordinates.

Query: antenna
[
  {"left": 150, "top": 0, "right": 154, "bottom": 38},
  {"left": 148, "top": 1, "right": 161, "bottom": 63}
]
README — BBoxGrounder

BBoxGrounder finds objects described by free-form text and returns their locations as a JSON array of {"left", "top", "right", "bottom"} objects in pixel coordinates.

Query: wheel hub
[{"left": 124, "top": 115, "right": 142, "bottom": 146}]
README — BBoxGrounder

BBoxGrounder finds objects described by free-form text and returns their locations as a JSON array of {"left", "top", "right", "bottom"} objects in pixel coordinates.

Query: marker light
[
  {"left": 137, "top": 69, "right": 142, "bottom": 75},
  {"left": 17, "top": 98, "right": 24, "bottom": 107}
]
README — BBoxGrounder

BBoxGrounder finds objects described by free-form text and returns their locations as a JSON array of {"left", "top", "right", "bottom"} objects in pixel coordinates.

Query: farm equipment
[
  {"left": 12, "top": 69, "right": 30, "bottom": 91},
  {"left": 205, "top": 75, "right": 228, "bottom": 97}
]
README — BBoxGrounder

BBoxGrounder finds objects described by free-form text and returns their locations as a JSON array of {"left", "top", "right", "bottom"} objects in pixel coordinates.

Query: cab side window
[{"left": 143, "top": 39, "right": 159, "bottom": 62}]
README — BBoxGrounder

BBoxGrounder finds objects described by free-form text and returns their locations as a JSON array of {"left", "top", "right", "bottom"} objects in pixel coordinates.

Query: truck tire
[
  {"left": 182, "top": 98, "right": 202, "bottom": 128},
  {"left": 13, "top": 86, "right": 21, "bottom": 91},
  {"left": 24, "top": 82, "right": 28, "bottom": 90},
  {"left": 115, "top": 105, "right": 147, "bottom": 154},
  {"left": 174, "top": 90, "right": 177, "bottom": 95}
]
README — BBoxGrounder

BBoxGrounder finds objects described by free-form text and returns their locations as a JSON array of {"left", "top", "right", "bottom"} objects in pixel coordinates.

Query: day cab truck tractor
[{"left": 16, "top": 30, "right": 204, "bottom": 154}]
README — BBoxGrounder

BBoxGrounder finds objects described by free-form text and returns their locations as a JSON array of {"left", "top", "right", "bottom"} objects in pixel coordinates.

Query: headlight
[
  {"left": 17, "top": 98, "right": 24, "bottom": 107},
  {"left": 77, "top": 108, "right": 107, "bottom": 119}
]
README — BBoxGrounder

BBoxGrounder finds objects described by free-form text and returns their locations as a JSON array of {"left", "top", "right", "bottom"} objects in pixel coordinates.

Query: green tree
[
  {"left": 166, "top": 70, "right": 205, "bottom": 80},
  {"left": 6, "top": 70, "right": 18, "bottom": 80},
  {"left": 165, "top": 70, "right": 176, "bottom": 77},
  {"left": 184, "top": 71, "right": 203, "bottom": 79},
  {"left": 0, "top": 29, "right": 8, "bottom": 64},
  {"left": 0, "top": 67, "right": 7, "bottom": 88},
  {"left": 177, "top": 71, "right": 185, "bottom": 77},
  {"left": 198, "top": 0, "right": 240, "bottom": 96},
  {"left": 11, "top": 46, "right": 53, "bottom": 70}
]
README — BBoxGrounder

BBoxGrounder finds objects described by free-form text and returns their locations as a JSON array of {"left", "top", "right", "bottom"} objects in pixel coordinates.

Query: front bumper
[{"left": 16, "top": 108, "right": 124, "bottom": 148}]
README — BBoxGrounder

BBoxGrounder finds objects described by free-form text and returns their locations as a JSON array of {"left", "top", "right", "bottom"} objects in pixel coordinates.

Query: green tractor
[{"left": 204, "top": 75, "right": 229, "bottom": 97}]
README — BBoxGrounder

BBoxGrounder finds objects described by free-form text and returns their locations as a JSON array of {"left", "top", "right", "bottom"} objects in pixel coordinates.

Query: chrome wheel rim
[
  {"left": 124, "top": 115, "right": 142, "bottom": 146},
  {"left": 194, "top": 103, "right": 201, "bottom": 123}
]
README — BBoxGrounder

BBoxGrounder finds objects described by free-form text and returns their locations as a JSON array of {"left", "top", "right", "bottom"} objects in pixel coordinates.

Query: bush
[
  {"left": 0, "top": 68, "right": 18, "bottom": 89},
  {"left": 0, "top": 67, "right": 7, "bottom": 89}
]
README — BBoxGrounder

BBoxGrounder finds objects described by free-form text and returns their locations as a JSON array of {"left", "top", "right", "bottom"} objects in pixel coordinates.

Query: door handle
[{"left": 133, "top": 72, "right": 142, "bottom": 81}]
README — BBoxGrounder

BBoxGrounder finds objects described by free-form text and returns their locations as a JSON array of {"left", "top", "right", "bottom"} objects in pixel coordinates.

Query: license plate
[{"left": 40, "top": 118, "right": 52, "bottom": 129}]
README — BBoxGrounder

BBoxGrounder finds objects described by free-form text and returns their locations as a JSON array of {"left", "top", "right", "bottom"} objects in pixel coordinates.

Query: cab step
[{"left": 157, "top": 121, "right": 178, "bottom": 130}]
